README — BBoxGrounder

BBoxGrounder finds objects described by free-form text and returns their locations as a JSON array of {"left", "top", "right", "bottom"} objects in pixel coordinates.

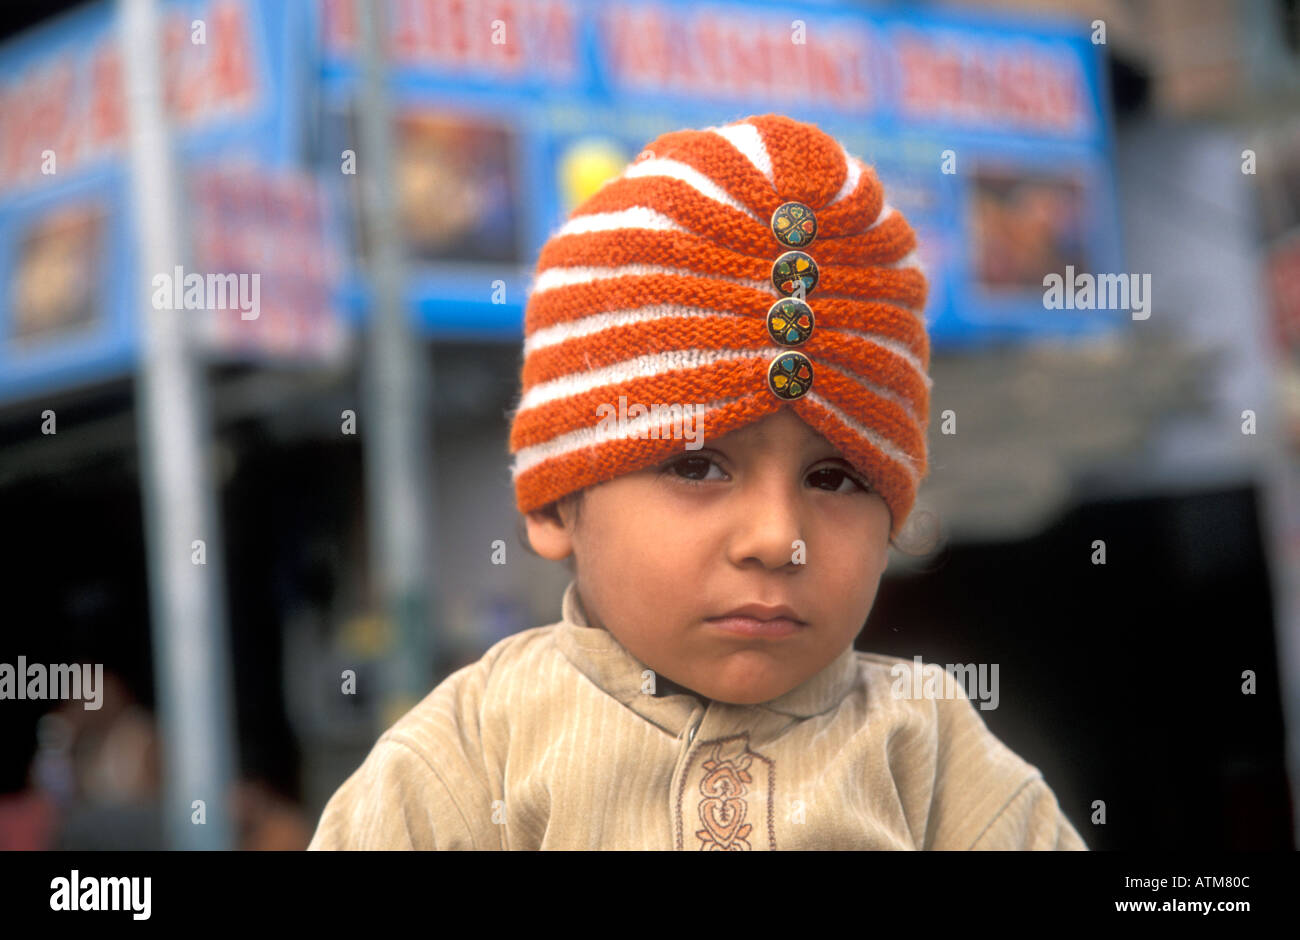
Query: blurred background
[{"left": 0, "top": 0, "right": 1296, "bottom": 850}]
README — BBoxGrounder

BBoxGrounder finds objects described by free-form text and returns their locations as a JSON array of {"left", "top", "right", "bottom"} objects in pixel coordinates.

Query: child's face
[{"left": 524, "top": 407, "right": 893, "bottom": 705}]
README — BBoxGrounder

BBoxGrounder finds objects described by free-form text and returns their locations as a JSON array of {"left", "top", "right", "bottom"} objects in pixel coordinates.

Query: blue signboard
[
  {"left": 312, "top": 0, "right": 1122, "bottom": 349},
  {"left": 0, "top": 0, "right": 314, "bottom": 404},
  {"left": 0, "top": 0, "right": 1123, "bottom": 404}
]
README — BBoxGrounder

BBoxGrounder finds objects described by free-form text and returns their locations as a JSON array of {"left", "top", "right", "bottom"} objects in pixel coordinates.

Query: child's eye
[
  {"left": 664, "top": 458, "right": 869, "bottom": 493},
  {"left": 664, "top": 456, "right": 726, "bottom": 485},
  {"left": 808, "top": 466, "right": 871, "bottom": 494}
]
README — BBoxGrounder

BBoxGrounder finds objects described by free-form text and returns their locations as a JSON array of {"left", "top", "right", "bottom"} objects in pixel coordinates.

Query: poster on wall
[
  {"left": 9, "top": 203, "right": 106, "bottom": 345},
  {"left": 187, "top": 161, "right": 348, "bottom": 361}
]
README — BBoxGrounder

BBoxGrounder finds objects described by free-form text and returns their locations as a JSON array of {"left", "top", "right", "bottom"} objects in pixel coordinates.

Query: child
[{"left": 308, "top": 114, "right": 1087, "bottom": 850}]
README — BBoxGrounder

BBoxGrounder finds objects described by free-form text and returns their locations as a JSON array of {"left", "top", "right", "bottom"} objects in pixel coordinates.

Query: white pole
[
  {"left": 355, "top": 0, "right": 440, "bottom": 720},
  {"left": 118, "top": 0, "right": 237, "bottom": 850}
]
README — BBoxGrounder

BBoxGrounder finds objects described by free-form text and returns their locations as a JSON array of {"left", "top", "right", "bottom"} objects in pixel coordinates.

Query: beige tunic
[{"left": 309, "top": 579, "right": 1088, "bottom": 850}]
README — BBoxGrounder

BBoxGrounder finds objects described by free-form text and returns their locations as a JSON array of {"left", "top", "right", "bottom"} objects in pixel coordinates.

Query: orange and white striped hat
[{"left": 507, "top": 113, "right": 931, "bottom": 538}]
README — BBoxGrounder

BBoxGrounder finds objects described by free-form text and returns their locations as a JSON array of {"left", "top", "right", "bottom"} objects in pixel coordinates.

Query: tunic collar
[{"left": 552, "top": 578, "right": 860, "bottom": 737}]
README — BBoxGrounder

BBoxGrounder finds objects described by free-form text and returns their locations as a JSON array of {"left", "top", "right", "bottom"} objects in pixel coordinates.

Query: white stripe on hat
[
  {"left": 623, "top": 157, "right": 764, "bottom": 223},
  {"left": 517, "top": 347, "right": 785, "bottom": 411},
  {"left": 529, "top": 263, "right": 778, "bottom": 297},
  {"left": 821, "top": 331, "right": 935, "bottom": 390},
  {"left": 510, "top": 398, "right": 742, "bottom": 478},
  {"left": 829, "top": 150, "right": 863, "bottom": 206},
  {"left": 527, "top": 265, "right": 927, "bottom": 339},
  {"left": 523, "top": 303, "right": 931, "bottom": 393},
  {"left": 529, "top": 261, "right": 925, "bottom": 315},
  {"left": 553, "top": 202, "right": 900, "bottom": 247},
  {"left": 516, "top": 337, "right": 927, "bottom": 427},
  {"left": 556, "top": 207, "right": 687, "bottom": 238},
  {"left": 812, "top": 358, "right": 928, "bottom": 425},
  {"left": 806, "top": 390, "right": 924, "bottom": 483},
  {"left": 708, "top": 120, "right": 774, "bottom": 184},
  {"left": 509, "top": 383, "right": 922, "bottom": 488},
  {"left": 525, "top": 305, "right": 747, "bottom": 355},
  {"left": 889, "top": 248, "right": 926, "bottom": 276},
  {"left": 550, "top": 196, "right": 904, "bottom": 248}
]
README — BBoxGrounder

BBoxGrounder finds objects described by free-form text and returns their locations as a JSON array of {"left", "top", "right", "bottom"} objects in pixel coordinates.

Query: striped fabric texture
[
  {"left": 508, "top": 113, "right": 931, "bottom": 537},
  {"left": 307, "top": 579, "right": 1089, "bottom": 850}
]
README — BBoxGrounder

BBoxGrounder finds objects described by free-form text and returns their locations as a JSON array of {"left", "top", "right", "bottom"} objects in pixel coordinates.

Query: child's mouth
[{"left": 704, "top": 616, "right": 806, "bottom": 638}]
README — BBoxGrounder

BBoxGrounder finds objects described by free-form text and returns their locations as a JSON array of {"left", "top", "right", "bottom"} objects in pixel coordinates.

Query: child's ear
[{"left": 523, "top": 503, "right": 575, "bottom": 562}]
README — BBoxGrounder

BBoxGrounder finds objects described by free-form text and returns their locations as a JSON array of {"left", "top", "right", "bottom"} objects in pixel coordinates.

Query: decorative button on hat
[
  {"left": 771, "top": 250, "right": 819, "bottom": 297},
  {"left": 770, "top": 201, "right": 817, "bottom": 248},
  {"left": 766, "top": 297, "right": 814, "bottom": 346},
  {"left": 767, "top": 351, "right": 814, "bottom": 401},
  {"left": 768, "top": 204, "right": 817, "bottom": 400}
]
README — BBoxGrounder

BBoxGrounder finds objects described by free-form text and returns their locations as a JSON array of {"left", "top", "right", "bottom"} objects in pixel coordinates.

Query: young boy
[{"left": 308, "top": 114, "right": 1087, "bottom": 850}]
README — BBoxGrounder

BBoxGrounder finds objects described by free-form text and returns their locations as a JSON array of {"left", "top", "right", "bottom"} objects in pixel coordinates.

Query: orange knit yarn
[{"left": 507, "top": 113, "right": 931, "bottom": 539}]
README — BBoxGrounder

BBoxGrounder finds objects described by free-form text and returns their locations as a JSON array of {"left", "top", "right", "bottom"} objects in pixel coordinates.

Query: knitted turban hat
[{"left": 507, "top": 113, "right": 931, "bottom": 538}]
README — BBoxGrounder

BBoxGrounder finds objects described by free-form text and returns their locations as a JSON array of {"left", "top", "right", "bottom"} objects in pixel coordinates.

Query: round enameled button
[
  {"left": 771, "top": 250, "right": 819, "bottom": 297},
  {"left": 767, "top": 351, "right": 814, "bottom": 401},
  {"left": 766, "top": 298, "right": 814, "bottom": 346},
  {"left": 771, "top": 201, "right": 818, "bottom": 248}
]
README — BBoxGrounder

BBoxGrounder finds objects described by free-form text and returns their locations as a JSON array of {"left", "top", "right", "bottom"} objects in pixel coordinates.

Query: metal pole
[
  {"left": 355, "top": 0, "right": 440, "bottom": 723},
  {"left": 119, "top": 0, "right": 237, "bottom": 850}
]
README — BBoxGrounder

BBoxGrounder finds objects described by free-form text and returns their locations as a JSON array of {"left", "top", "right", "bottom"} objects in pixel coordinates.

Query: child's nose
[{"left": 724, "top": 479, "right": 804, "bottom": 571}]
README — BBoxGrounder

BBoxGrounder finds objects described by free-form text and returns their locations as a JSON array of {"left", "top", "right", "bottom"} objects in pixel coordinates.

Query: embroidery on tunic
[{"left": 675, "top": 733, "right": 776, "bottom": 850}]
